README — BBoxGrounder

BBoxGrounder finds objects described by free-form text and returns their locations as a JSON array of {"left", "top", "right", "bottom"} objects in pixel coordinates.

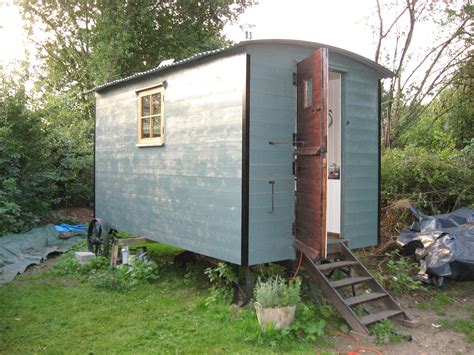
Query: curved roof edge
[{"left": 91, "top": 39, "right": 394, "bottom": 93}]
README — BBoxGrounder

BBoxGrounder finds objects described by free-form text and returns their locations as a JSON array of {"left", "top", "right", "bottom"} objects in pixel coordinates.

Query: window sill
[{"left": 136, "top": 142, "right": 165, "bottom": 148}]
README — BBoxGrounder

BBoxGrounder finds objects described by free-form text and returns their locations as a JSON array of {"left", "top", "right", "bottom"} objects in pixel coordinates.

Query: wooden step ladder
[{"left": 301, "top": 240, "right": 416, "bottom": 335}]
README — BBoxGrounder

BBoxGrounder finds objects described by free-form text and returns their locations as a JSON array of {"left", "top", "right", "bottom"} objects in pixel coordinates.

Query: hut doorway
[{"left": 326, "top": 72, "right": 342, "bottom": 239}]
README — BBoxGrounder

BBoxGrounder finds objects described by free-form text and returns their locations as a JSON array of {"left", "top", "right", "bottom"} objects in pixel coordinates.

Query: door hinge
[
  {"left": 292, "top": 222, "right": 296, "bottom": 235},
  {"left": 292, "top": 161, "right": 296, "bottom": 175},
  {"left": 292, "top": 72, "right": 297, "bottom": 86}
]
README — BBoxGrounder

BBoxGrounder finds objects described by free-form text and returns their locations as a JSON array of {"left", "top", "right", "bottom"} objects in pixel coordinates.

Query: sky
[
  {"left": 224, "top": 0, "right": 379, "bottom": 59},
  {"left": 0, "top": 0, "right": 382, "bottom": 71},
  {"left": 0, "top": 0, "right": 461, "bottom": 79}
]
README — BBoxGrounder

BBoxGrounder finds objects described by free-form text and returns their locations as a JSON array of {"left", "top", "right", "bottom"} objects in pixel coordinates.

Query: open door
[{"left": 294, "top": 48, "right": 328, "bottom": 260}]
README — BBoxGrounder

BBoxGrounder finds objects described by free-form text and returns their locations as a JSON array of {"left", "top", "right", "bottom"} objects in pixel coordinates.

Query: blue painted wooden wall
[
  {"left": 95, "top": 53, "right": 246, "bottom": 264},
  {"left": 246, "top": 43, "right": 380, "bottom": 264}
]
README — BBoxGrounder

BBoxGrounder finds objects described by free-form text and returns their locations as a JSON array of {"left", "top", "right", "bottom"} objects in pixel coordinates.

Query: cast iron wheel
[{"left": 87, "top": 218, "right": 113, "bottom": 257}]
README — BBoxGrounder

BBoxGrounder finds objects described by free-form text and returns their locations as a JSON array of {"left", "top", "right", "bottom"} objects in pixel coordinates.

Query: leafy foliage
[
  {"left": 257, "top": 303, "right": 333, "bottom": 344},
  {"left": 254, "top": 276, "right": 302, "bottom": 308},
  {"left": 0, "top": 77, "right": 57, "bottom": 234},
  {"left": 20, "top": 0, "right": 253, "bottom": 105},
  {"left": 373, "top": 250, "right": 422, "bottom": 294},
  {"left": 381, "top": 145, "right": 474, "bottom": 214},
  {"left": 0, "top": 74, "right": 93, "bottom": 234},
  {"left": 204, "top": 262, "right": 238, "bottom": 304},
  {"left": 370, "top": 319, "right": 404, "bottom": 345},
  {"left": 90, "top": 258, "right": 159, "bottom": 292}
]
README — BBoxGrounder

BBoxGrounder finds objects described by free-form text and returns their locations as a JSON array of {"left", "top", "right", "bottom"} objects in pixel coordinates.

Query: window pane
[
  {"left": 152, "top": 93, "right": 161, "bottom": 115},
  {"left": 152, "top": 116, "right": 161, "bottom": 137},
  {"left": 141, "top": 95, "right": 150, "bottom": 116},
  {"left": 141, "top": 117, "right": 150, "bottom": 138},
  {"left": 304, "top": 78, "right": 313, "bottom": 108}
]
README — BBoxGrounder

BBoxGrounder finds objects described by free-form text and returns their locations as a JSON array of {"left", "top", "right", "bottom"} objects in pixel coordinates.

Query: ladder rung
[
  {"left": 361, "top": 310, "right": 403, "bottom": 325},
  {"left": 317, "top": 260, "right": 358, "bottom": 271},
  {"left": 345, "top": 292, "right": 387, "bottom": 306},
  {"left": 331, "top": 276, "right": 372, "bottom": 288}
]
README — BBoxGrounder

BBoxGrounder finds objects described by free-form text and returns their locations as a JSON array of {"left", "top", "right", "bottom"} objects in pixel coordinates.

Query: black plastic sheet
[{"left": 397, "top": 208, "right": 474, "bottom": 282}]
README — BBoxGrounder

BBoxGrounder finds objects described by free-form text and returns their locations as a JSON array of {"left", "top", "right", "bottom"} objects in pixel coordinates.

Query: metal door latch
[{"left": 269, "top": 180, "right": 275, "bottom": 213}]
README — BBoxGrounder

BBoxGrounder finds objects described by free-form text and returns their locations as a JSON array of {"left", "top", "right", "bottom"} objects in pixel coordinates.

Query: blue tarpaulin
[{"left": 54, "top": 224, "right": 87, "bottom": 233}]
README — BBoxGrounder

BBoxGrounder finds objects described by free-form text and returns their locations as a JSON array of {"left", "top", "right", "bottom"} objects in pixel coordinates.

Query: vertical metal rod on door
[{"left": 269, "top": 180, "right": 275, "bottom": 213}]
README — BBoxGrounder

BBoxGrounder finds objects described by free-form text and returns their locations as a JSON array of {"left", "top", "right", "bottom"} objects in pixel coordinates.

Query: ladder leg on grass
[{"left": 301, "top": 241, "right": 416, "bottom": 335}]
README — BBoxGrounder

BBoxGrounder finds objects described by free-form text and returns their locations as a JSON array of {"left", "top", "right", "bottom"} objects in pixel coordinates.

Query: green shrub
[
  {"left": 376, "top": 250, "right": 423, "bottom": 294},
  {"left": 0, "top": 76, "right": 93, "bottom": 235},
  {"left": 254, "top": 276, "right": 301, "bottom": 308},
  {"left": 51, "top": 254, "right": 108, "bottom": 276},
  {"left": 382, "top": 145, "right": 473, "bottom": 214},
  {"left": 90, "top": 258, "right": 159, "bottom": 292},
  {"left": 204, "top": 262, "right": 238, "bottom": 304},
  {"left": 370, "top": 319, "right": 404, "bottom": 344}
]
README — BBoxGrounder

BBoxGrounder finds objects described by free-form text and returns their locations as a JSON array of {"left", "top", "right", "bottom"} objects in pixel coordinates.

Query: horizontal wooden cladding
[
  {"left": 95, "top": 53, "right": 246, "bottom": 264},
  {"left": 246, "top": 45, "right": 299, "bottom": 265},
  {"left": 328, "top": 52, "right": 379, "bottom": 249}
]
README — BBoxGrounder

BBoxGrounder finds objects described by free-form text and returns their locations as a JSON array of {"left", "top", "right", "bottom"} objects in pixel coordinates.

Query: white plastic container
[{"left": 121, "top": 246, "right": 129, "bottom": 265}]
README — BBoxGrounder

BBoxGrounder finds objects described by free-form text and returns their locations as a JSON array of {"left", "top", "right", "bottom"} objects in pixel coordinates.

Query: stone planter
[{"left": 254, "top": 302, "right": 296, "bottom": 331}]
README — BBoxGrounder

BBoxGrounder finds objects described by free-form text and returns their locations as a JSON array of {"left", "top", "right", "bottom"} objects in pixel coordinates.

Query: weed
[
  {"left": 204, "top": 262, "right": 238, "bottom": 304},
  {"left": 90, "top": 258, "right": 159, "bottom": 292},
  {"left": 50, "top": 253, "right": 108, "bottom": 277},
  {"left": 370, "top": 319, "right": 404, "bottom": 344},
  {"left": 383, "top": 250, "right": 423, "bottom": 293}
]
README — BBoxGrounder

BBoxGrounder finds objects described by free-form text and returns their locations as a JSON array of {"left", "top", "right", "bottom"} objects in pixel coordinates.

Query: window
[{"left": 138, "top": 86, "right": 164, "bottom": 145}]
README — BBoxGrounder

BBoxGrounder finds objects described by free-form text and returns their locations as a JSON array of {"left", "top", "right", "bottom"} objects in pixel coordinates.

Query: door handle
[{"left": 269, "top": 180, "right": 275, "bottom": 214}]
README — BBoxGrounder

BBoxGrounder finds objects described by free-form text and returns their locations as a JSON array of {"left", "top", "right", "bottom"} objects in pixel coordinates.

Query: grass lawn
[
  {"left": 2, "top": 241, "right": 473, "bottom": 354},
  {"left": 0, "top": 243, "right": 329, "bottom": 354}
]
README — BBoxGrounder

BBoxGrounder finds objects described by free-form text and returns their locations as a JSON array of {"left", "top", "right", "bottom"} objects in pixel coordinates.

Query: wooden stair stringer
[
  {"left": 302, "top": 254, "right": 370, "bottom": 335},
  {"left": 299, "top": 241, "right": 417, "bottom": 335},
  {"left": 338, "top": 242, "right": 416, "bottom": 326}
]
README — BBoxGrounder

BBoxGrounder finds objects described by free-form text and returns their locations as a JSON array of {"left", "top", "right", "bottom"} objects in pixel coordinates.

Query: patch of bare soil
[
  {"left": 325, "top": 283, "right": 474, "bottom": 354},
  {"left": 58, "top": 207, "right": 93, "bottom": 225}
]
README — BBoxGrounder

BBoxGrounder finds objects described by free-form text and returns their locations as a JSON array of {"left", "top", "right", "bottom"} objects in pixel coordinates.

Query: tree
[
  {"left": 19, "top": 0, "right": 253, "bottom": 119},
  {"left": 373, "top": 0, "right": 472, "bottom": 147}
]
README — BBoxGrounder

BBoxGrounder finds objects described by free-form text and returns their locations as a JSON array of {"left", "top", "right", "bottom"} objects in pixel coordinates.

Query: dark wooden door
[{"left": 294, "top": 48, "right": 328, "bottom": 260}]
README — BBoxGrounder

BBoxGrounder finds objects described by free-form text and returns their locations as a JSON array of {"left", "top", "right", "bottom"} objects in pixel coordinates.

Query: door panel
[{"left": 294, "top": 48, "right": 328, "bottom": 260}]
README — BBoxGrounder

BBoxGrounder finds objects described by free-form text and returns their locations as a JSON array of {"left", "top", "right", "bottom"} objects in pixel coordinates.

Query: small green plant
[
  {"left": 204, "top": 262, "right": 238, "bottom": 305},
  {"left": 51, "top": 255, "right": 82, "bottom": 276},
  {"left": 257, "top": 303, "right": 333, "bottom": 344},
  {"left": 254, "top": 275, "right": 301, "bottom": 308},
  {"left": 370, "top": 319, "right": 404, "bottom": 344},
  {"left": 89, "top": 258, "right": 159, "bottom": 292},
  {"left": 50, "top": 254, "right": 108, "bottom": 276},
  {"left": 383, "top": 250, "right": 423, "bottom": 293}
]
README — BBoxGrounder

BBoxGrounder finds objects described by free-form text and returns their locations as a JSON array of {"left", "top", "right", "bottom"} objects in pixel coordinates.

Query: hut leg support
[{"left": 234, "top": 266, "right": 254, "bottom": 307}]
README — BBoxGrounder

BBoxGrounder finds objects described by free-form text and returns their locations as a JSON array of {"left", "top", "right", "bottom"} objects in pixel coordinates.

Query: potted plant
[{"left": 254, "top": 275, "right": 302, "bottom": 331}]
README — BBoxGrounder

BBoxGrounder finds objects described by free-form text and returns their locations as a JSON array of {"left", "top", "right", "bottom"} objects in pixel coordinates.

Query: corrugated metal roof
[{"left": 91, "top": 39, "right": 394, "bottom": 93}]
